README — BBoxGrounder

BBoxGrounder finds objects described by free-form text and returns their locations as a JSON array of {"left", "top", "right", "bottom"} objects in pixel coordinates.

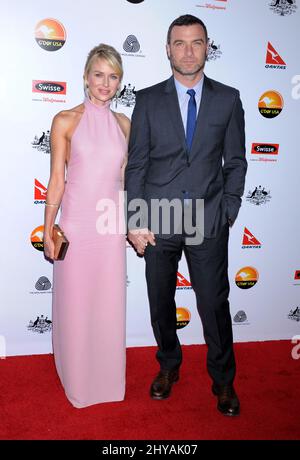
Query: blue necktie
[{"left": 186, "top": 89, "right": 196, "bottom": 152}]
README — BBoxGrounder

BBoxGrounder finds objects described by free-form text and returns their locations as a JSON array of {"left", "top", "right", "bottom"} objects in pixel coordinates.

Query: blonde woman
[{"left": 44, "top": 44, "right": 130, "bottom": 408}]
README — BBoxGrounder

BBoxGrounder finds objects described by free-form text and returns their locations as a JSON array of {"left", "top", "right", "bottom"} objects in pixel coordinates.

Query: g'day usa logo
[
  {"left": 35, "top": 18, "right": 66, "bottom": 51},
  {"left": 32, "top": 80, "right": 67, "bottom": 103},
  {"left": 258, "top": 90, "right": 284, "bottom": 118},
  {"left": 269, "top": 0, "right": 297, "bottom": 16}
]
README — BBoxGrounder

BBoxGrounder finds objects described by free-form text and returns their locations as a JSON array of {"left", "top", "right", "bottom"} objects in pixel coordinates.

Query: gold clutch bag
[{"left": 52, "top": 224, "right": 69, "bottom": 260}]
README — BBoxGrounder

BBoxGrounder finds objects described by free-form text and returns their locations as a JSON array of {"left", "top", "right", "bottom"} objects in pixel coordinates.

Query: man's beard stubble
[
  {"left": 172, "top": 62, "right": 205, "bottom": 77},
  {"left": 169, "top": 54, "right": 206, "bottom": 77}
]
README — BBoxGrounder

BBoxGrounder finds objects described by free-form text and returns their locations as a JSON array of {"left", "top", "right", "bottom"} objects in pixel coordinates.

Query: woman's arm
[{"left": 43, "top": 112, "right": 69, "bottom": 259}]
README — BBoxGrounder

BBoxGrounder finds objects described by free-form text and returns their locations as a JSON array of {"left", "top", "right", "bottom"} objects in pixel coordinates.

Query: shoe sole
[{"left": 217, "top": 406, "right": 240, "bottom": 417}]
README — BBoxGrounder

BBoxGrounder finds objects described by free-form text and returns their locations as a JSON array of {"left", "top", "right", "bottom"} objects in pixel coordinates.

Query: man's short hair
[{"left": 167, "top": 14, "right": 208, "bottom": 44}]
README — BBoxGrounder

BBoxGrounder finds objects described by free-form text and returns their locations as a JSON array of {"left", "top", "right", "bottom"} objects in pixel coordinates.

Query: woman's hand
[{"left": 43, "top": 235, "right": 55, "bottom": 260}]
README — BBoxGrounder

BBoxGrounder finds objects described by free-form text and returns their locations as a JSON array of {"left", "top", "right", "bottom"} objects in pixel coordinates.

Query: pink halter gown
[{"left": 52, "top": 97, "right": 127, "bottom": 408}]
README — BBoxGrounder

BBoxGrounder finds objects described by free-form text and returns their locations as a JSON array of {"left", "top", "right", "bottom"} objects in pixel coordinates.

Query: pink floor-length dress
[{"left": 52, "top": 97, "right": 127, "bottom": 408}]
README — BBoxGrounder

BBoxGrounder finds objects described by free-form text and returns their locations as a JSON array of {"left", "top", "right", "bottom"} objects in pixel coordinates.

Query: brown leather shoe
[
  {"left": 212, "top": 383, "right": 240, "bottom": 416},
  {"left": 150, "top": 369, "right": 179, "bottom": 400}
]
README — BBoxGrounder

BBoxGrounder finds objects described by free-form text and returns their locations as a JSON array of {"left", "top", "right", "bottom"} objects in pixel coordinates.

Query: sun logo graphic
[
  {"left": 176, "top": 307, "right": 191, "bottom": 329},
  {"left": 235, "top": 267, "right": 259, "bottom": 289},
  {"left": 31, "top": 225, "right": 44, "bottom": 252},
  {"left": 258, "top": 90, "right": 284, "bottom": 118},
  {"left": 35, "top": 19, "right": 66, "bottom": 52}
]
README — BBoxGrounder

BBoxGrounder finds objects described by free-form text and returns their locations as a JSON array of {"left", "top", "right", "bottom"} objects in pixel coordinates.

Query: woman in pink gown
[{"left": 43, "top": 44, "right": 130, "bottom": 408}]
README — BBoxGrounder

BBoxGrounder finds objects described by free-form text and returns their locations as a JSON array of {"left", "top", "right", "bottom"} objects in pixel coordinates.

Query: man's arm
[
  {"left": 222, "top": 90, "right": 247, "bottom": 224},
  {"left": 125, "top": 91, "right": 150, "bottom": 216},
  {"left": 125, "top": 91, "right": 155, "bottom": 253}
]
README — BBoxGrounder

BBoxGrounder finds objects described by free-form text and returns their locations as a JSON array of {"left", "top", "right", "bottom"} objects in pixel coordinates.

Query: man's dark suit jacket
[{"left": 125, "top": 74, "right": 247, "bottom": 239}]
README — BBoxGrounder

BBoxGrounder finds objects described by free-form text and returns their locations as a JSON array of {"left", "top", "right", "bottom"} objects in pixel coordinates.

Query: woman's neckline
[{"left": 84, "top": 96, "right": 111, "bottom": 112}]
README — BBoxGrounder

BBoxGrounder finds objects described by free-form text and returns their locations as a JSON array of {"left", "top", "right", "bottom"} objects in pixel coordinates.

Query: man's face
[{"left": 166, "top": 24, "right": 208, "bottom": 78}]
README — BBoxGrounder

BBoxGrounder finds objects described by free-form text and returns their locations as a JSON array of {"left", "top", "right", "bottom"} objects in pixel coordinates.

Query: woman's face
[{"left": 86, "top": 57, "right": 121, "bottom": 105}]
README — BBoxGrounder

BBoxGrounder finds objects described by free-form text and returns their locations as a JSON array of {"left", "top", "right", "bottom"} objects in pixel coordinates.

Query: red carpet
[{"left": 0, "top": 341, "right": 299, "bottom": 440}]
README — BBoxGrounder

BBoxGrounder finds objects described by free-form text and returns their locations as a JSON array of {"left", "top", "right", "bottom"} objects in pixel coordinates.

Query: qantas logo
[
  {"left": 176, "top": 272, "right": 192, "bottom": 289},
  {"left": 32, "top": 80, "right": 66, "bottom": 94},
  {"left": 294, "top": 270, "right": 300, "bottom": 281},
  {"left": 265, "top": 42, "right": 286, "bottom": 69},
  {"left": 34, "top": 179, "right": 47, "bottom": 203},
  {"left": 242, "top": 228, "right": 261, "bottom": 248}
]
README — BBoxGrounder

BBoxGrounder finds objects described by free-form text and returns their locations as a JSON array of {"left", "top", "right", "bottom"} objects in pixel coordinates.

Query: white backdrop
[{"left": 0, "top": 0, "right": 299, "bottom": 357}]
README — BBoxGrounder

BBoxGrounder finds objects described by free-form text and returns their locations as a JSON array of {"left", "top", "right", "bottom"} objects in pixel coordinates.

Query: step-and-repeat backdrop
[{"left": 0, "top": 0, "right": 299, "bottom": 357}]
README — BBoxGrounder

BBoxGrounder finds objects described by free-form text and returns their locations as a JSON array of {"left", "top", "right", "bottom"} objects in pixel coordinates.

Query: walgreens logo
[{"left": 32, "top": 80, "right": 66, "bottom": 95}]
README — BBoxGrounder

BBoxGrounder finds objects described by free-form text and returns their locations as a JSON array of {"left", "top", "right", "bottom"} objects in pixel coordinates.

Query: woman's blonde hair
[{"left": 84, "top": 43, "right": 123, "bottom": 85}]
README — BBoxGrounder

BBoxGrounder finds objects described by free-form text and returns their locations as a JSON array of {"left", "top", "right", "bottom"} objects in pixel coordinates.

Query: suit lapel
[
  {"left": 164, "top": 77, "right": 187, "bottom": 151},
  {"left": 189, "top": 75, "right": 214, "bottom": 159}
]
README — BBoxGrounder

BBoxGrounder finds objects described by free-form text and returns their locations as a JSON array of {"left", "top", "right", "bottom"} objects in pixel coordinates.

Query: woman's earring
[{"left": 84, "top": 81, "right": 89, "bottom": 97}]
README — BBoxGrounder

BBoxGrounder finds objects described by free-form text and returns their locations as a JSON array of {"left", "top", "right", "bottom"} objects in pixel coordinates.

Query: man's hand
[{"left": 127, "top": 228, "right": 156, "bottom": 256}]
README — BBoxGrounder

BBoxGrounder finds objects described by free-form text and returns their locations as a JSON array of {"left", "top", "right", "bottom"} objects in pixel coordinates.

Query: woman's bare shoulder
[{"left": 52, "top": 104, "right": 85, "bottom": 131}]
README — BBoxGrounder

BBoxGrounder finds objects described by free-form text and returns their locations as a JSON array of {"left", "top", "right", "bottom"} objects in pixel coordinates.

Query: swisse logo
[
  {"left": 33, "top": 80, "right": 66, "bottom": 95},
  {"left": 251, "top": 143, "right": 279, "bottom": 155}
]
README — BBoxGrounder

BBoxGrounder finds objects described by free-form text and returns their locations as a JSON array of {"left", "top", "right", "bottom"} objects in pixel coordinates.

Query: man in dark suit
[{"left": 125, "top": 15, "right": 247, "bottom": 416}]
